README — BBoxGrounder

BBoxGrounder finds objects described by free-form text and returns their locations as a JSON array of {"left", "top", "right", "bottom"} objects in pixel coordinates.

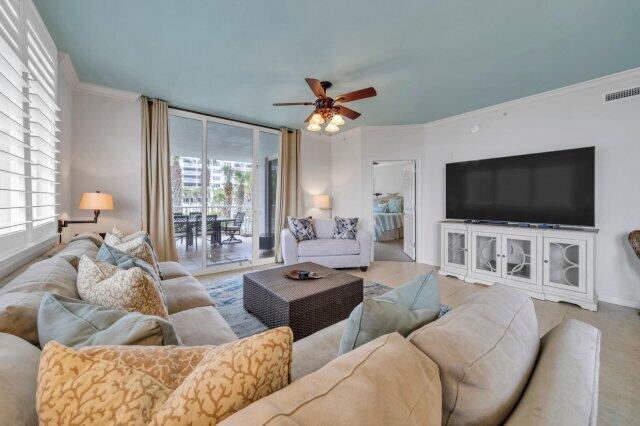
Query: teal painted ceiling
[{"left": 35, "top": 0, "right": 640, "bottom": 130}]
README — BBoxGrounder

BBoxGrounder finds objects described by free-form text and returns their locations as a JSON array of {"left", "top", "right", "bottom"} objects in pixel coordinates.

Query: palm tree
[
  {"left": 234, "top": 170, "right": 251, "bottom": 208},
  {"left": 221, "top": 164, "right": 234, "bottom": 216}
]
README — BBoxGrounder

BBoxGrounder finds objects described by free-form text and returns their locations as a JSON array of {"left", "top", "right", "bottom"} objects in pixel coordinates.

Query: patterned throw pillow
[
  {"left": 287, "top": 216, "right": 317, "bottom": 241},
  {"left": 112, "top": 236, "right": 161, "bottom": 277},
  {"left": 36, "top": 327, "right": 293, "bottom": 425},
  {"left": 334, "top": 217, "right": 359, "bottom": 240},
  {"left": 76, "top": 256, "right": 169, "bottom": 319},
  {"left": 105, "top": 226, "right": 160, "bottom": 273}
]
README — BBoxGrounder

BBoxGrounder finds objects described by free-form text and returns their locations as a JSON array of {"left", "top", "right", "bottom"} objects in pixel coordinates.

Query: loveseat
[
  {"left": 281, "top": 218, "right": 372, "bottom": 271},
  {"left": 0, "top": 237, "right": 600, "bottom": 425}
]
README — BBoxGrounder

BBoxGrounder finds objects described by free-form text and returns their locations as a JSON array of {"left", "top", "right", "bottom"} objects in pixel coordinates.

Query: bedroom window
[{"left": 0, "top": 0, "right": 59, "bottom": 261}]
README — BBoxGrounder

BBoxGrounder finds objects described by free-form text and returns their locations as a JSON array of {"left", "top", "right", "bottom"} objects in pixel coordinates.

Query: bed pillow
[
  {"left": 287, "top": 216, "right": 316, "bottom": 241},
  {"left": 76, "top": 256, "right": 169, "bottom": 319},
  {"left": 339, "top": 271, "right": 442, "bottom": 355},
  {"left": 373, "top": 203, "right": 388, "bottom": 213},
  {"left": 333, "top": 217, "right": 358, "bottom": 240},
  {"left": 37, "top": 327, "right": 293, "bottom": 425},
  {"left": 38, "top": 293, "right": 180, "bottom": 348},
  {"left": 387, "top": 197, "right": 404, "bottom": 213}
]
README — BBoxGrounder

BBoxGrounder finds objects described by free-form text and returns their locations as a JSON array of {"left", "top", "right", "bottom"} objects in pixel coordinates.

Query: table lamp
[{"left": 58, "top": 191, "right": 114, "bottom": 233}]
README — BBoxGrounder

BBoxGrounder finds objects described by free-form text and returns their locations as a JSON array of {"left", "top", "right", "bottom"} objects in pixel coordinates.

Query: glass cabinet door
[
  {"left": 502, "top": 235, "right": 537, "bottom": 284},
  {"left": 444, "top": 229, "right": 467, "bottom": 270},
  {"left": 543, "top": 237, "right": 587, "bottom": 293},
  {"left": 471, "top": 231, "right": 501, "bottom": 277}
]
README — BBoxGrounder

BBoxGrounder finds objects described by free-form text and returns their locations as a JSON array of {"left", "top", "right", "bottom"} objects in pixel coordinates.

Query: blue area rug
[{"left": 206, "top": 277, "right": 449, "bottom": 338}]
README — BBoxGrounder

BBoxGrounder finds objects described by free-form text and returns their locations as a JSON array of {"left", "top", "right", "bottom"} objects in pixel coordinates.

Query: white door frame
[
  {"left": 368, "top": 158, "right": 421, "bottom": 262},
  {"left": 168, "top": 108, "right": 281, "bottom": 276}
]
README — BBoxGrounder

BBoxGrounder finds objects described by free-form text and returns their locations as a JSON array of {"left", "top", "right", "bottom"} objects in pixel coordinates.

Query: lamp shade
[
  {"left": 312, "top": 194, "right": 331, "bottom": 210},
  {"left": 78, "top": 192, "right": 113, "bottom": 210}
]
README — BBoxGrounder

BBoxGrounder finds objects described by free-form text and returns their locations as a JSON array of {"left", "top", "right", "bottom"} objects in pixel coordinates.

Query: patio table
[{"left": 183, "top": 218, "right": 235, "bottom": 248}]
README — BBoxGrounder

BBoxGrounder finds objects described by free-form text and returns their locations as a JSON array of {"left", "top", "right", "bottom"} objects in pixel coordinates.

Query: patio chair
[
  {"left": 222, "top": 212, "right": 245, "bottom": 245},
  {"left": 173, "top": 215, "right": 188, "bottom": 246},
  {"left": 206, "top": 214, "right": 218, "bottom": 245}
]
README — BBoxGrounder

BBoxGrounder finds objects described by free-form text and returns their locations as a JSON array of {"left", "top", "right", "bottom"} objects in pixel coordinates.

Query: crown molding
[
  {"left": 57, "top": 52, "right": 140, "bottom": 102},
  {"left": 422, "top": 66, "right": 640, "bottom": 129}
]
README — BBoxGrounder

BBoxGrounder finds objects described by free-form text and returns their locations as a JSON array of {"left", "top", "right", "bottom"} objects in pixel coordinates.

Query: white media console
[{"left": 439, "top": 220, "right": 598, "bottom": 311}]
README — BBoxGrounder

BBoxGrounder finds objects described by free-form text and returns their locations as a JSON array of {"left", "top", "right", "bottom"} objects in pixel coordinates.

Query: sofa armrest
[
  {"left": 505, "top": 319, "right": 601, "bottom": 426},
  {"left": 356, "top": 228, "right": 372, "bottom": 266},
  {"left": 281, "top": 228, "right": 298, "bottom": 265}
]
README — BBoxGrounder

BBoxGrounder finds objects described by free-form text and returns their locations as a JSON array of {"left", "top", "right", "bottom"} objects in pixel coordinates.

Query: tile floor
[{"left": 196, "top": 260, "right": 640, "bottom": 425}]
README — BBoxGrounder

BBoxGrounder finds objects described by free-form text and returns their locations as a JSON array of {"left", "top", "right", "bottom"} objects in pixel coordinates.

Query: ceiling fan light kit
[{"left": 275, "top": 78, "right": 377, "bottom": 133}]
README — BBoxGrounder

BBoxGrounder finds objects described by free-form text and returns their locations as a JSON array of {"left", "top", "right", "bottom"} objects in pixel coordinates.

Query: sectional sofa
[{"left": 0, "top": 237, "right": 601, "bottom": 425}]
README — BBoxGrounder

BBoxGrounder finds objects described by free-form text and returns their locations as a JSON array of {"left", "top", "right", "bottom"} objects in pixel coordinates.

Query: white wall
[
  {"left": 300, "top": 132, "right": 332, "bottom": 218},
  {"left": 62, "top": 90, "right": 142, "bottom": 241},
  {"left": 373, "top": 161, "right": 412, "bottom": 196},
  {"left": 328, "top": 68, "right": 640, "bottom": 308}
]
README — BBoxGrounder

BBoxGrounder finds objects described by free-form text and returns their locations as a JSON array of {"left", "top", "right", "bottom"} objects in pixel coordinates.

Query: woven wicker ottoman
[{"left": 243, "top": 262, "right": 363, "bottom": 341}]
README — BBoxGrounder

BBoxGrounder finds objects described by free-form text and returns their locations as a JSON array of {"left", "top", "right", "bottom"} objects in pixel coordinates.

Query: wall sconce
[{"left": 58, "top": 191, "right": 114, "bottom": 233}]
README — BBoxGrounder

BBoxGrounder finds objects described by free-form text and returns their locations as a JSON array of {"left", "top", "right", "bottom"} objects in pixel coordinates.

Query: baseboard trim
[{"left": 598, "top": 295, "right": 640, "bottom": 309}]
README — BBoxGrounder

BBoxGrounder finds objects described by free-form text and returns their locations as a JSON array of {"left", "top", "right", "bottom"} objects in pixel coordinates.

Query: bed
[{"left": 374, "top": 212, "right": 404, "bottom": 242}]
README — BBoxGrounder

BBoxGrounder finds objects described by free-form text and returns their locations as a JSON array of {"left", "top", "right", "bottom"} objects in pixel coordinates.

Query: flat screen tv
[{"left": 446, "top": 147, "right": 595, "bottom": 226}]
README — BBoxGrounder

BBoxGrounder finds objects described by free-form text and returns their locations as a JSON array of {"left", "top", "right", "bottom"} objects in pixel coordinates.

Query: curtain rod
[{"left": 145, "top": 97, "right": 282, "bottom": 132}]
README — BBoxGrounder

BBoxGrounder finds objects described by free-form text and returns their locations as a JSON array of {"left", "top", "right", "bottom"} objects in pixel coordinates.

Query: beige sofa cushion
[
  {"left": 52, "top": 238, "right": 99, "bottom": 268},
  {"left": 37, "top": 328, "right": 293, "bottom": 425},
  {"left": 291, "top": 319, "right": 346, "bottom": 381},
  {"left": 506, "top": 319, "right": 601, "bottom": 426},
  {"left": 158, "top": 261, "right": 190, "bottom": 280},
  {"left": 221, "top": 332, "right": 442, "bottom": 426},
  {"left": 409, "top": 284, "right": 539, "bottom": 425},
  {"left": 170, "top": 306, "right": 237, "bottom": 346},
  {"left": 160, "top": 275, "right": 214, "bottom": 314},
  {"left": 0, "top": 257, "right": 78, "bottom": 344},
  {"left": 0, "top": 333, "right": 40, "bottom": 426}
]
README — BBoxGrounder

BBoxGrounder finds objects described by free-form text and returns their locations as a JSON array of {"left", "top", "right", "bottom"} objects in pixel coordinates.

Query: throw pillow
[
  {"left": 373, "top": 203, "right": 388, "bottom": 213},
  {"left": 37, "top": 327, "right": 293, "bottom": 425},
  {"left": 287, "top": 216, "right": 316, "bottom": 241},
  {"left": 339, "top": 271, "right": 441, "bottom": 354},
  {"left": 333, "top": 216, "right": 358, "bottom": 239},
  {"left": 386, "top": 197, "right": 404, "bottom": 213},
  {"left": 52, "top": 238, "right": 99, "bottom": 269},
  {"left": 112, "top": 236, "right": 161, "bottom": 277},
  {"left": 38, "top": 293, "right": 180, "bottom": 348},
  {"left": 76, "top": 256, "right": 169, "bottom": 319},
  {"left": 96, "top": 243, "right": 161, "bottom": 283},
  {"left": 105, "top": 226, "right": 160, "bottom": 274}
]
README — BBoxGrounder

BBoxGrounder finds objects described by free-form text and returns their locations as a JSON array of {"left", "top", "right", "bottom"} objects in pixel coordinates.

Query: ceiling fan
[{"left": 273, "top": 78, "right": 377, "bottom": 133}]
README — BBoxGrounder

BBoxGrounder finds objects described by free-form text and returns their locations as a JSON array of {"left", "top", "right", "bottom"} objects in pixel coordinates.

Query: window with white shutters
[{"left": 0, "top": 0, "right": 59, "bottom": 260}]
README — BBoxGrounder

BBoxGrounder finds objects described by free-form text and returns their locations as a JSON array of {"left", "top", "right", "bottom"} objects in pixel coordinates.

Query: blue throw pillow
[
  {"left": 97, "top": 243, "right": 161, "bottom": 283},
  {"left": 387, "top": 197, "right": 404, "bottom": 213},
  {"left": 37, "top": 293, "right": 180, "bottom": 348},
  {"left": 373, "top": 203, "right": 388, "bottom": 213},
  {"left": 339, "top": 271, "right": 443, "bottom": 355}
]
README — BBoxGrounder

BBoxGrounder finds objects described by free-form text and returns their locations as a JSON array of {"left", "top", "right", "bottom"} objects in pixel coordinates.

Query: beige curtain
[
  {"left": 141, "top": 97, "right": 178, "bottom": 261},
  {"left": 274, "top": 128, "right": 302, "bottom": 262}
]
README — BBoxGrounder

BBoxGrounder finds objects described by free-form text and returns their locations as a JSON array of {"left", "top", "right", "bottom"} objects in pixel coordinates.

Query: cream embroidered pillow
[
  {"left": 77, "top": 256, "right": 169, "bottom": 319},
  {"left": 112, "top": 236, "right": 160, "bottom": 276},
  {"left": 36, "top": 327, "right": 293, "bottom": 425}
]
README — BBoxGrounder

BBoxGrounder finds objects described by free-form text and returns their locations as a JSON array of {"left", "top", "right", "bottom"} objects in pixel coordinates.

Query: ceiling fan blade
[
  {"left": 336, "top": 105, "right": 361, "bottom": 120},
  {"left": 305, "top": 78, "right": 326, "bottom": 98},
  {"left": 273, "top": 102, "right": 315, "bottom": 106},
  {"left": 304, "top": 111, "right": 316, "bottom": 122},
  {"left": 335, "top": 87, "right": 377, "bottom": 103}
]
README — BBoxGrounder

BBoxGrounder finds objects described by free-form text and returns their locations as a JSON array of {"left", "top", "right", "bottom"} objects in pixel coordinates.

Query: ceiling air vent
[{"left": 604, "top": 87, "right": 640, "bottom": 102}]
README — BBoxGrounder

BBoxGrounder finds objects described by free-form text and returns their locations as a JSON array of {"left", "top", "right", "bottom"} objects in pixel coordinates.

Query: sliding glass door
[{"left": 168, "top": 109, "right": 280, "bottom": 274}]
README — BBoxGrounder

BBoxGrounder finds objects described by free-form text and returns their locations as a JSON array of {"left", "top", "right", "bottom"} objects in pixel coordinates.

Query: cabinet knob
[{"left": 544, "top": 259, "right": 549, "bottom": 264}]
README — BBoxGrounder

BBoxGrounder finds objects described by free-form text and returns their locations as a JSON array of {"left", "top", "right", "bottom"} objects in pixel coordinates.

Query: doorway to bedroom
[{"left": 371, "top": 160, "right": 416, "bottom": 262}]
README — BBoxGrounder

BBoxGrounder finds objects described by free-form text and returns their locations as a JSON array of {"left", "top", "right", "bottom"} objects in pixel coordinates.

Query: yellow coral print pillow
[{"left": 36, "top": 327, "right": 293, "bottom": 425}]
